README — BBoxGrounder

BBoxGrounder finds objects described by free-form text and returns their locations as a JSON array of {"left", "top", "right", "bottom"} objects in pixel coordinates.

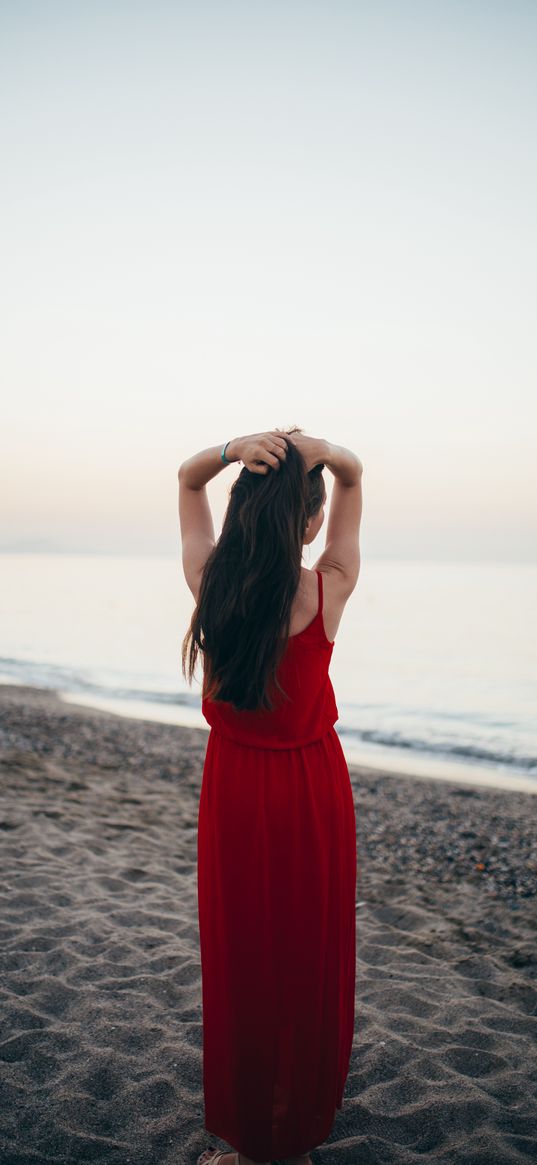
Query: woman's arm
[
  {"left": 317, "top": 443, "right": 363, "bottom": 592},
  {"left": 178, "top": 432, "right": 288, "bottom": 599},
  {"left": 178, "top": 461, "right": 218, "bottom": 599},
  {"left": 178, "top": 431, "right": 288, "bottom": 488},
  {"left": 284, "top": 433, "right": 362, "bottom": 480},
  {"left": 323, "top": 442, "right": 363, "bottom": 486},
  {"left": 177, "top": 443, "right": 237, "bottom": 599},
  {"left": 178, "top": 440, "right": 241, "bottom": 491}
]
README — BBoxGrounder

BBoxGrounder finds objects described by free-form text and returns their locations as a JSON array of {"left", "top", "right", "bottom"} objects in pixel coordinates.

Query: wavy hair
[{"left": 181, "top": 425, "right": 326, "bottom": 712}]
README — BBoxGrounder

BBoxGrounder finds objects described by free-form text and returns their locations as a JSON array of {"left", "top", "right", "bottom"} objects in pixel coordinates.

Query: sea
[{"left": 1, "top": 553, "right": 536, "bottom": 793}]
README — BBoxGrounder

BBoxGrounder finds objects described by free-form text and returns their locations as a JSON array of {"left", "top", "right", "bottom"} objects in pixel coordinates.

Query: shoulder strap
[{"left": 316, "top": 568, "right": 323, "bottom": 618}]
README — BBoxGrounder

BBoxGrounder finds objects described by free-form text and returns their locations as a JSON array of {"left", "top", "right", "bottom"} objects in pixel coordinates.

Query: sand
[{"left": 0, "top": 682, "right": 536, "bottom": 1165}]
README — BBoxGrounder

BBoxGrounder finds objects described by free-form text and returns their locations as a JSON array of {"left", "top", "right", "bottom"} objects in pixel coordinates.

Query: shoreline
[
  {"left": 5, "top": 677, "right": 535, "bottom": 796},
  {"left": 1, "top": 681, "right": 536, "bottom": 1163}
]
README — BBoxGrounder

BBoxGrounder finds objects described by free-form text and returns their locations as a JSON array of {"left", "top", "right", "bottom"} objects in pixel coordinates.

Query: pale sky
[{"left": 1, "top": 0, "right": 536, "bottom": 562}]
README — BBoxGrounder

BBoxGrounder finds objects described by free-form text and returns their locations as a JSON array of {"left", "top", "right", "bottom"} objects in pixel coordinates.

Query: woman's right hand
[
  {"left": 285, "top": 431, "right": 329, "bottom": 472},
  {"left": 227, "top": 431, "right": 288, "bottom": 474}
]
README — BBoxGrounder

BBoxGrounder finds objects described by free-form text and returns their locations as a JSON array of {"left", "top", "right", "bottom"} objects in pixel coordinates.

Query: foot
[
  {"left": 197, "top": 1151, "right": 237, "bottom": 1165},
  {"left": 197, "top": 1152, "right": 237, "bottom": 1165},
  {"left": 196, "top": 1148, "right": 311, "bottom": 1165},
  {"left": 197, "top": 1151, "right": 271, "bottom": 1165}
]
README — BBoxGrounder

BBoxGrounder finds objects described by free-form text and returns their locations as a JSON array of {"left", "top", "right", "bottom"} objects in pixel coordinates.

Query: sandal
[{"left": 196, "top": 1151, "right": 239, "bottom": 1165}]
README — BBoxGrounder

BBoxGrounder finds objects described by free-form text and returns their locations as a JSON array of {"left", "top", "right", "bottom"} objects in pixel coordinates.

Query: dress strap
[{"left": 316, "top": 569, "right": 323, "bottom": 620}]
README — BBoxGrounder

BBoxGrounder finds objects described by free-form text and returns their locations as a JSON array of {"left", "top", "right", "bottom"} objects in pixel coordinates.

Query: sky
[{"left": 1, "top": 0, "right": 536, "bottom": 562}]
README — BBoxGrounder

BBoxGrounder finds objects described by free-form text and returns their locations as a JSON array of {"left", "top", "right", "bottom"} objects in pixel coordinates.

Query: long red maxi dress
[{"left": 197, "top": 569, "right": 357, "bottom": 1162}]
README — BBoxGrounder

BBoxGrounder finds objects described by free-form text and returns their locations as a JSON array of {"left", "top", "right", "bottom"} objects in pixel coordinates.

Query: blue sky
[{"left": 1, "top": 0, "right": 536, "bottom": 561}]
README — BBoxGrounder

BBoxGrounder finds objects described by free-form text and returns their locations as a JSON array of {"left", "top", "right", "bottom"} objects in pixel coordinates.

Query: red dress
[{"left": 198, "top": 569, "right": 357, "bottom": 1161}]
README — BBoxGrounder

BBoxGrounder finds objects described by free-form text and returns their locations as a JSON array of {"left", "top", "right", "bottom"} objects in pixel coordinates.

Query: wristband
[{"left": 221, "top": 441, "right": 233, "bottom": 464}]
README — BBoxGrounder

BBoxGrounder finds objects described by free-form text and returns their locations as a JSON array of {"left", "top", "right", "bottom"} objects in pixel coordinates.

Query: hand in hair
[
  {"left": 228, "top": 431, "right": 288, "bottom": 474},
  {"left": 285, "top": 430, "right": 328, "bottom": 472}
]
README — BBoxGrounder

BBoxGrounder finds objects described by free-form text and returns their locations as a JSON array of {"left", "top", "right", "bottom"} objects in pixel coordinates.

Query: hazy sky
[{"left": 2, "top": 1, "right": 536, "bottom": 561}]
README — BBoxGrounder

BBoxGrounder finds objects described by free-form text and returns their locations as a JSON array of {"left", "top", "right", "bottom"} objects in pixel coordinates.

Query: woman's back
[{"left": 202, "top": 569, "right": 340, "bottom": 749}]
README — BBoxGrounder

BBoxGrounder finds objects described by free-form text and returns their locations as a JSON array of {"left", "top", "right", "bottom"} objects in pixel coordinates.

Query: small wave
[
  {"left": 1, "top": 655, "right": 535, "bottom": 776},
  {"left": 337, "top": 724, "right": 537, "bottom": 774},
  {"left": 0, "top": 656, "right": 200, "bottom": 709}
]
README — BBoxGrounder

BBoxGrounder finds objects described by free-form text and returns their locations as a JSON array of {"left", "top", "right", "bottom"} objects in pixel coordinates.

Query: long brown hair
[{"left": 181, "top": 425, "right": 326, "bottom": 712}]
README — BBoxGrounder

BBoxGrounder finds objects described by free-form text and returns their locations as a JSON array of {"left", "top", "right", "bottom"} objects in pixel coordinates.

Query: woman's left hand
[{"left": 227, "top": 431, "right": 288, "bottom": 474}]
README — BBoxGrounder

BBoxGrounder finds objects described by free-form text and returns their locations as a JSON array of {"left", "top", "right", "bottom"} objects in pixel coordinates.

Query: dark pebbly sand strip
[{"left": 0, "top": 682, "right": 536, "bottom": 1165}]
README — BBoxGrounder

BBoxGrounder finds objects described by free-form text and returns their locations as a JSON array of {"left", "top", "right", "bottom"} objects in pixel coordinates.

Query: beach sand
[{"left": 0, "top": 682, "right": 536, "bottom": 1165}]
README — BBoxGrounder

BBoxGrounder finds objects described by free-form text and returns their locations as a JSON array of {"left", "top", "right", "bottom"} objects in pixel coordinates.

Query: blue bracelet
[{"left": 221, "top": 441, "right": 233, "bottom": 464}]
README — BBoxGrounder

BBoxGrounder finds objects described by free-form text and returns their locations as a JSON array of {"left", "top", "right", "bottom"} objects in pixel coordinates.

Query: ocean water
[{"left": 1, "top": 553, "right": 536, "bottom": 793}]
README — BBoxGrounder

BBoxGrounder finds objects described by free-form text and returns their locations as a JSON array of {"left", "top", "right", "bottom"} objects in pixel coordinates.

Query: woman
[{"left": 179, "top": 427, "right": 363, "bottom": 1165}]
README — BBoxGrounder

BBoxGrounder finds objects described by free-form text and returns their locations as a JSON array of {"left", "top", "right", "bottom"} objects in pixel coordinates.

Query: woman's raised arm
[{"left": 316, "top": 442, "right": 363, "bottom": 594}]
